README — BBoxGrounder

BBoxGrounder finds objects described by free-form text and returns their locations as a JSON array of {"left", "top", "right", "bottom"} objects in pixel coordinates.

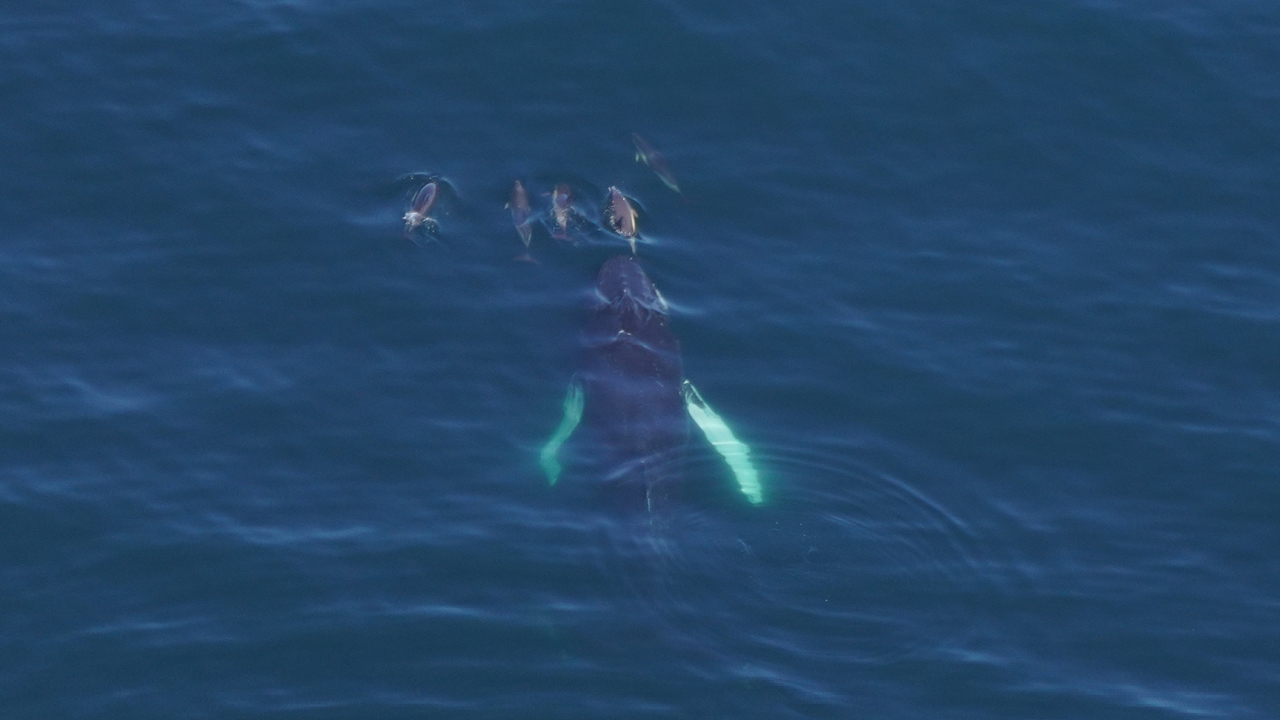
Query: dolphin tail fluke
[
  {"left": 683, "top": 381, "right": 763, "bottom": 505},
  {"left": 540, "top": 379, "right": 584, "bottom": 486}
]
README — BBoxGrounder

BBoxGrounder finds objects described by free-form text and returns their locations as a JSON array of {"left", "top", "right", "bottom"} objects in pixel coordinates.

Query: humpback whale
[{"left": 540, "top": 255, "right": 762, "bottom": 511}]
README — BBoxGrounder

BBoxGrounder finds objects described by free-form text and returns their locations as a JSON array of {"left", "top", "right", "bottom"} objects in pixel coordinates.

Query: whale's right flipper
[
  {"left": 683, "top": 381, "right": 763, "bottom": 505},
  {"left": 540, "top": 378, "right": 584, "bottom": 486}
]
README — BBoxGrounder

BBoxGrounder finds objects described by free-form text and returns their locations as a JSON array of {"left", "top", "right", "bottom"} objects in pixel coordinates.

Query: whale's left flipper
[
  {"left": 540, "top": 378, "right": 584, "bottom": 486},
  {"left": 683, "top": 381, "right": 763, "bottom": 505}
]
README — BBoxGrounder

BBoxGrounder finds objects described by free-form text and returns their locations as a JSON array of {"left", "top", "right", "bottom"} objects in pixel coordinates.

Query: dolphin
[
  {"left": 402, "top": 181, "right": 439, "bottom": 240},
  {"left": 603, "top": 186, "right": 640, "bottom": 254},
  {"left": 548, "top": 183, "right": 575, "bottom": 241},
  {"left": 540, "top": 255, "right": 762, "bottom": 511},
  {"left": 507, "top": 179, "right": 535, "bottom": 262},
  {"left": 632, "top": 133, "right": 681, "bottom": 194}
]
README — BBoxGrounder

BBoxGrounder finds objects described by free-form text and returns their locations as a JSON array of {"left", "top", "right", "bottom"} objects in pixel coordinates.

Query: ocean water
[{"left": 2, "top": 0, "right": 1278, "bottom": 717}]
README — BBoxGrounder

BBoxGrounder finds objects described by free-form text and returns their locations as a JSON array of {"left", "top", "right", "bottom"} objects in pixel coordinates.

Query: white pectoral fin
[
  {"left": 683, "top": 381, "right": 763, "bottom": 505},
  {"left": 540, "top": 379, "right": 584, "bottom": 486}
]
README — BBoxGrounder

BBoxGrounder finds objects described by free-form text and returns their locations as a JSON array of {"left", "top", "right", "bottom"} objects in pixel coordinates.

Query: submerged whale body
[
  {"left": 540, "top": 256, "right": 763, "bottom": 511},
  {"left": 581, "top": 255, "right": 687, "bottom": 511}
]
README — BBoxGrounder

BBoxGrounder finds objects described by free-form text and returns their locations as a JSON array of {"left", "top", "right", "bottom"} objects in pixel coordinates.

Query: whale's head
[{"left": 594, "top": 255, "right": 667, "bottom": 329}]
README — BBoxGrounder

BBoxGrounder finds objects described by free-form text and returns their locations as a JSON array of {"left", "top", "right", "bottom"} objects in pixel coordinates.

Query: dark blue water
[{"left": 3, "top": 1, "right": 1278, "bottom": 717}]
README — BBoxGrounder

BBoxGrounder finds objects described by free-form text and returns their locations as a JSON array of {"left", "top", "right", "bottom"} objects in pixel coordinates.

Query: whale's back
[{"left": 580, "top": 256, "right": 688, "bottom": 511}]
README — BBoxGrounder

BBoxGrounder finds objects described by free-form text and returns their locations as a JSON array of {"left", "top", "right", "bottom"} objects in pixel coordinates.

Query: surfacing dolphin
[{"left": 540, "top": 255, "right": 762, "bottom": 511}]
